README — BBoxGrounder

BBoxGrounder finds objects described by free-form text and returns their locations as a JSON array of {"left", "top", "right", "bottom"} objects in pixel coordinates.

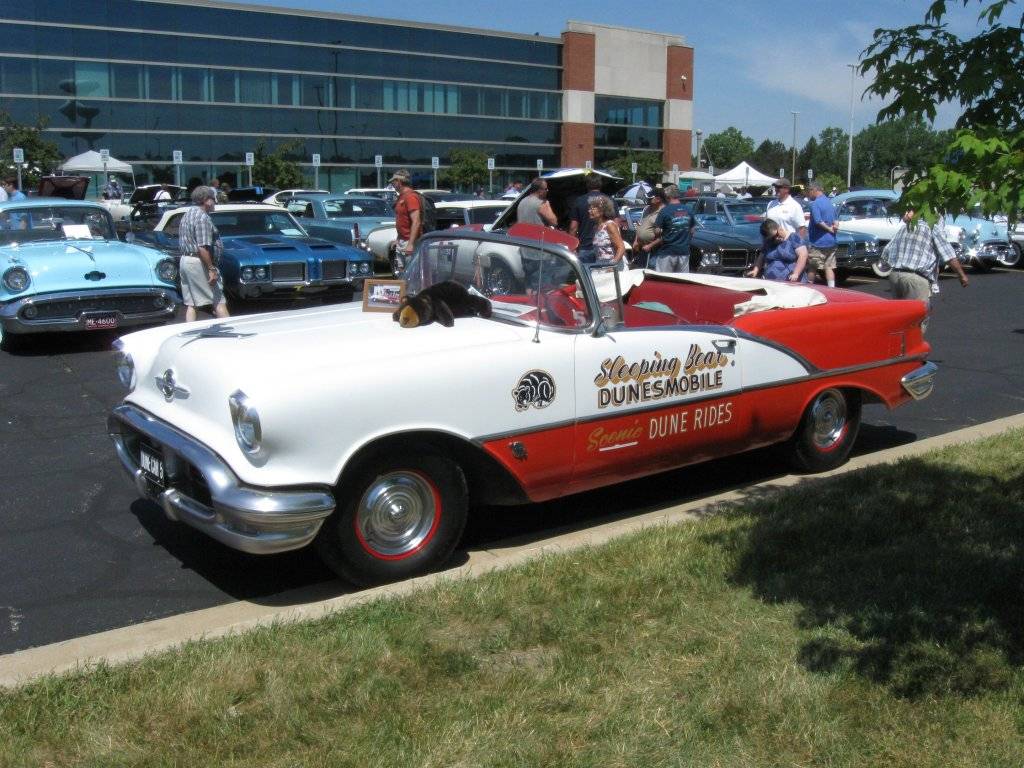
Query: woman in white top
[{"left": 586, "top": 195, "right": 625, "bottom": 268}]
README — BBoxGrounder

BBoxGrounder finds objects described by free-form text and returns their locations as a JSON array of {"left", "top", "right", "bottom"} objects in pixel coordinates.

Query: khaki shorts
[{"left": 807, "top": 246, "right": 837, "bottom": 270}]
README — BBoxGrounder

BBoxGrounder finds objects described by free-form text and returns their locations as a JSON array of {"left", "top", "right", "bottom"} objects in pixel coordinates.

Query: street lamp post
[
  {"left": 846, "top": 64, "right": 856, "bottom": 189},
  {"left": 790, "top": 111, "right": 799, "bottom": 182},
  {"left": 695, "top": 129, "right": 703, "bottom": 170}
]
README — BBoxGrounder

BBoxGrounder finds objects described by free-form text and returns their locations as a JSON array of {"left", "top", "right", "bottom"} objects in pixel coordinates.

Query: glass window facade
[{"left": 0, "top": 0, "right": 564, "bottom": 187}]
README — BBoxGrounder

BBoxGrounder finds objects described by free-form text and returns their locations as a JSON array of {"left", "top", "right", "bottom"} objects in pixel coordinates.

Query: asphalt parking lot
[{"left": 1, "top": 268, "right": 1022, "bottom": 656}]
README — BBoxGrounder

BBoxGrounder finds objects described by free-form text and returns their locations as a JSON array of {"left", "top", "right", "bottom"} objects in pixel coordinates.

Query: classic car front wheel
[
  {"left": 315, "top": 452, "right": 469, "bottom": 586},
  {"left": 870, "top": 260, "right": 893, "bottom": 278},
  {"left": 786, "top": 388, "right": 861, "bottom": 473}
]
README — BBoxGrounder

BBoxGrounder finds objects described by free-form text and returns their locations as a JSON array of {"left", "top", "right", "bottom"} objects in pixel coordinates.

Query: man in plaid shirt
[
  {"left": 178, "top": 185, "right": 229, "bottom": 322},
  {"left": 882, "top": 209, "right": 968, "bottom": 326}
]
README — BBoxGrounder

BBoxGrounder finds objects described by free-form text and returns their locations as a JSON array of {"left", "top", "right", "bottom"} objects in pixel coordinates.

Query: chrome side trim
[
  {"left": 108, "top": 404, "right": 335, "bottom": 555},
  {"left": 901, "top": 361, "right": 938, "bottom": 401}
]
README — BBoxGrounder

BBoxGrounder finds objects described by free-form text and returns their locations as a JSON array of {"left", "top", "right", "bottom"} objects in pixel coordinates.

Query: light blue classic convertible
[{"left": 0, "top": 199, "right": 179, "bottom": 346}]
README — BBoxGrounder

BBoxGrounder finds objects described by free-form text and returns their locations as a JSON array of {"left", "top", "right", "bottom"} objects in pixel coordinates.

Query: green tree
[
  {"left": 751, "top": 139, "right": 789, "bottom": 178},
  {"left": 251, "top": 140, "right": 304, "bottom": 189},
  {"left": 804, "top": 127, "right": 850, "bottom": 179},
  {"left": 702, "top": 127, "right": 755, "bottom": 172},
  {"left": 602, "top": 149, "right": 665, "bottom": 184},
  {"left": 0, "top": 111, "right": 62, "bottom": 188},
  {"left": 850, "top": 117, "right": 947, "bottom": 188},
  {"left": 861, "top": 0, "right": 1024, "bottom": 222},
  {"left": 441, "top": 148, "right": 488, "bottom": 191},
  {"left": 796, "top": 136, "right": 819, "bottom": 183},
  {"left": 814, "top": 172, "right": 847, "bottom": 195}
]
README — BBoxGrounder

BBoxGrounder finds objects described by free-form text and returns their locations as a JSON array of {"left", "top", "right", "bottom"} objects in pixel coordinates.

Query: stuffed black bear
[{"left": 393, "top": 280, "right": 493, "bottom": 328}]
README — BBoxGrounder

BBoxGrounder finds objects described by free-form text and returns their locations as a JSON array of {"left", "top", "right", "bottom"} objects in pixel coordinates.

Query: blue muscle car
[
  {"left": 136, "top": 204, "right": 374, "bottom": 300},
  {"left": 0, "top": 199, "right": 179, "bottom": 345}
]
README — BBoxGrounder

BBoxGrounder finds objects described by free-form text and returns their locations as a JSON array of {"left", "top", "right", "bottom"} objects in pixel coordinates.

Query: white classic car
[
  {"left": 109, "top": 226, "right": 936, "bottom": 586},
  {"left": 833, "top": 189, "right": 965, "bottom": 266}
]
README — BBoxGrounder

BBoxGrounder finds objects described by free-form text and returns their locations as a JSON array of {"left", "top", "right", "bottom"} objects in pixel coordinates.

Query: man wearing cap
[
  {"left": 178, "top": 185, "right": 229, "bottom": 323},
  {"left": 102, "top": 175, "right": 123, "bottom": 200},
  {"left": 389, "top": 168, "right": 421, "bottom": 275},
  {"left": 648, "top": 185, "right": 696, "bottom": 273},
  {"left": 766, "top": 178, "right": 807, "bottom": 243},
  {"left": 636, "top": 188, "right": 666, "bottom": 267}
]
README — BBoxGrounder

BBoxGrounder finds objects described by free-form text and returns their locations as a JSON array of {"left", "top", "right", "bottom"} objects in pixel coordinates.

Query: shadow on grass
[{"left": 716, "top": 456, "right": 1024, "bottom": 698}]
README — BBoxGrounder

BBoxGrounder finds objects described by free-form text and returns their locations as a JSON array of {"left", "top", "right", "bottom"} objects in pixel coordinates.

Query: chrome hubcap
[
  {"left": 357, "top": 471, "right": 437, "bottom": 557},
  {"left": 485, "top": 266, "right": 511, "bottom": 296},
  {"left": 810, "top": 390, "right": 847, "bottom": 449}
]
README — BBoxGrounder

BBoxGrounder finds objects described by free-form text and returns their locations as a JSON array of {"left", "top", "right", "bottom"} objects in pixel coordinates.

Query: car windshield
[
  {"left": 403, "top": 235, "right": 594, "bottom": 329},
  {"left": 0, "top": 205, "right": 116, "bottom": 245},
  {"left": 466, "top": 206, "right": 508, "bottom": 225},
  {"left": 323, "top": 198, "right": 393, "bottom": 218},
  {"left": 841, "top": 199, "right": 891, "bottom": 219},
  {"left": 722, "top": 202, "right": 768, "bottom": 219},
  {"left": 210, "top": 210, "right": 307, "bottom": 237}
]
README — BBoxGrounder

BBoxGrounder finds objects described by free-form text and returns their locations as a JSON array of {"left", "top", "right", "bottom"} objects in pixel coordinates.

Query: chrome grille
[
  {"left": 30, "top": 294, "right": 162, "bottom": 320},
  {"left": 270, "top": 263, "right": 305, "bottom": 282},
  {"left": 322, "top": 260, "right": 348, "bottom": 280},
  {"left": 721, "top": 249, "right": 754, "bottom": 270}
]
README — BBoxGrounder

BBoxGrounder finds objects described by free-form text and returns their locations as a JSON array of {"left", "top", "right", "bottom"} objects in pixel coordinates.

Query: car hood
[
  {"left": 492, "top": 168, "right": 622, "bottom": 231},
  {"left": 693, "top": 225, "right": 760, "bottom": 249},
  {"left": 1, "top": 240, "right": 166, "bottom": 290},
  {"left": 37, "top": 176, "right": 89, "bottom": 200},
  {"left": 221, "top": 234, "right": 368, "bottom": 262},
  {"left": 126, "top": 306, "right": 525, "bottom": 422}
]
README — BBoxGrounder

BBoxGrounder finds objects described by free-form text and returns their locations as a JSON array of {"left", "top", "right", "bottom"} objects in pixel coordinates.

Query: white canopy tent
[
  {"left": 679, "top": 170, "right": 715, "bottom": 181},
  {"left": 58, "top": 150, "right": 136, "bottom": 199},
  {"left": 713, "top": 162, "right": 777, "bottom": 188},
  {"left": 59, "top": 150, "right": 134, "bottom": 175}
]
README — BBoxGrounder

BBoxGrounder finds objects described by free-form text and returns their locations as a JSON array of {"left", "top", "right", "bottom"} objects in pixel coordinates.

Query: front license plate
[
  {"left": 139, "top": 444, "right": 165, "bottom": 486},
  {"left": 84, "top": 314, "right": 119, "bottom": 330}
]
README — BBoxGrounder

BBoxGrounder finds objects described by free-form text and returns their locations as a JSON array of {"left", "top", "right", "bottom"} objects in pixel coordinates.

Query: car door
[{"left": 569, "top": 282, "right": 748, "bottom": 492}]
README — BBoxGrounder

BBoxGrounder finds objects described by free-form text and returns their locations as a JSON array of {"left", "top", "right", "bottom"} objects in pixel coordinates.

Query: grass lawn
[{"left": 2, "top": 429, "right": 1023, "bottom": 767}]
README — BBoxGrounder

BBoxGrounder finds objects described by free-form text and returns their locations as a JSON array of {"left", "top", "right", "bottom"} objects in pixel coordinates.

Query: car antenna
[{"left": 532, "top": 228, "right": 547, "bottom": 344}]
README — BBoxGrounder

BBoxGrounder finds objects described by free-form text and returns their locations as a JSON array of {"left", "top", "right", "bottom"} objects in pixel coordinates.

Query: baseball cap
[
  {"left": 773, "top": 178, "right": 792, "bottom": 188},
  {"left": 388, "top": 169, "right": 411, "bottom": 183},
  {"left": 647, "top": 188, "right": 667, "bottom": 202}
]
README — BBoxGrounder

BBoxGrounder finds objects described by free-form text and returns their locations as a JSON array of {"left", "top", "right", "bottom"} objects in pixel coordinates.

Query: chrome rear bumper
[
  {"left": 108, "top": 404, "right": 335, "bottom": 554},
  {"left": 901, "top": 361, "right": 938, "bottom": 401}
]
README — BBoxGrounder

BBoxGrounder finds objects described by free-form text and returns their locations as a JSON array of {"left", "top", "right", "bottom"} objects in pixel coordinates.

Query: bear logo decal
[{"left": 513, "top": 370, "right": 556, "bottom": 412}]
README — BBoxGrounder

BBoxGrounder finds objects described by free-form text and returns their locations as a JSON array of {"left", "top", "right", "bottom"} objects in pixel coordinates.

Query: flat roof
[{"left": 141, "top": 0, "right": 564, "bottom": 44}]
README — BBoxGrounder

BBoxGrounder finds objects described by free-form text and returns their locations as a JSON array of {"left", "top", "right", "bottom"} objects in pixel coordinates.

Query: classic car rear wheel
[
  {"left": 315, "top": 452, "right": 468, "bottom": 586},
  {"left": 786, "top": 388, "right": 861, "bottom": 473}
]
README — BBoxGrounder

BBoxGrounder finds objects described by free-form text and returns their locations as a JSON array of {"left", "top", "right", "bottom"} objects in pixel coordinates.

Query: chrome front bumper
[
  {"left": 901, "top": 361, "right": 938, "bottom": 401},
  {"left": 0, "top": 287, "right": 178, "bottom": 335},
  {"left": 108, "top": 404, "right": 335, "bottom": 554}
]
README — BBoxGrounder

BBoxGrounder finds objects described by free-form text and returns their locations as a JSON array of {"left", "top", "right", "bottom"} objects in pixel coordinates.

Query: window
[
  {"left": 75, "top": 62, "right": 109, "bottom": 99},
  {"left": 111, "top": 63, "right": 142, "bottom": 99}
]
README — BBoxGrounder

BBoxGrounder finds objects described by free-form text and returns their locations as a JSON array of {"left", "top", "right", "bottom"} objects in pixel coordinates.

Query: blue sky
[{"left": 238, "top": 0, "right": 979, "bottom": 148}]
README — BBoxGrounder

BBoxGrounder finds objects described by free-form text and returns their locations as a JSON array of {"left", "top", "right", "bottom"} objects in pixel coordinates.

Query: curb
[{"left": 3, "top": 413, "right": 1023, "bottom": 688}]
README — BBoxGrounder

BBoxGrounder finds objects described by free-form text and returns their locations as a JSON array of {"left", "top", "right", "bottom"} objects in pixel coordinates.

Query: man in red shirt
[{"left": 389, "top": 168, "right": 421, "bottom": 275}]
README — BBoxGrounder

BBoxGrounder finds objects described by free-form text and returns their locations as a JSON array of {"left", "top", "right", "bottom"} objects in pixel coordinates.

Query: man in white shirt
[{"left": 766, "top": 178, "right": 807, "bottom": 241}]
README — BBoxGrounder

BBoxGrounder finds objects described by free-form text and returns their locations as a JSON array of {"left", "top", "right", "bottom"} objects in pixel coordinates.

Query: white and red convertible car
[{"left": 109, "top": 226, "right": 936, "bottom": 585}]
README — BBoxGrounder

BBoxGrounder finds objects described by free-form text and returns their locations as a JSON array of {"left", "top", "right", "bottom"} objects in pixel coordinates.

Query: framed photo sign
[{"left": 362, "top": 278, "right": 407, "bottom": 312}]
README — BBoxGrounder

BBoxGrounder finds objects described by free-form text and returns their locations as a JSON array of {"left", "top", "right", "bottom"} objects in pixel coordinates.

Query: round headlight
[
  {"left": 361, "top": 262, "right": 372, "bottom": 275},
  {"left": 700, "top": 249, "right": 721, "bottom": 266},
  {"left": 115, "top": 351, "right": 136, "bottom": 391},
  {"left": 229, "top": 390, "right": 262, "bottom": 455},
  {"left": 3, "top": 266, "right": 30, "bottom": 293},
  {"left": 241, "top": 267, "right": 254, "bottom": 281},
  {"left": 156, "top": 258, "right": 178, "bottom": 283},
  {"left": 255, "top": 266, "right": 268, "bottom": 280}
]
